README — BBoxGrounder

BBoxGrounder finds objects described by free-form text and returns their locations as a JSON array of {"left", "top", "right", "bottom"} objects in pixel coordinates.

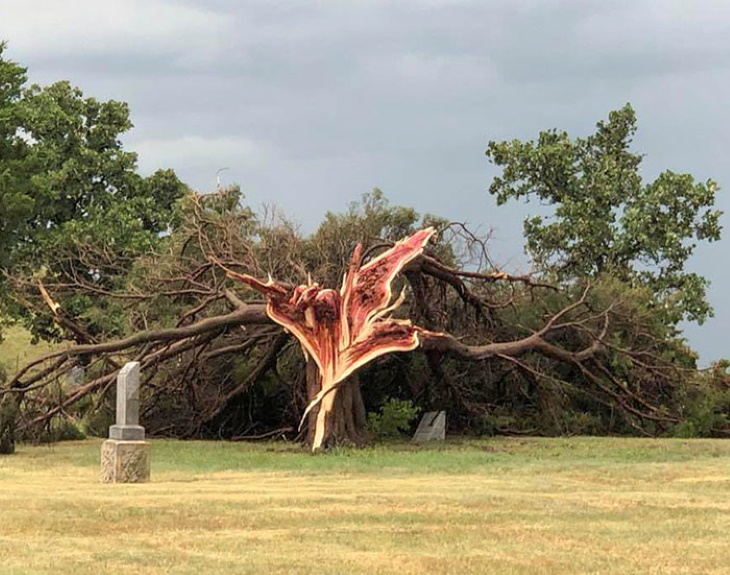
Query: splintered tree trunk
[{"left": 305, "top": 359, "right": 368, "bottom": 449}]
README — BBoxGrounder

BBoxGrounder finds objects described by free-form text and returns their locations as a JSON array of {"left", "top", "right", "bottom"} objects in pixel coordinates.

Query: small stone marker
[
  {"left": 412, "top": 410, "right": 446, "bottom": 443},
  {"left": 101, "top": 362, "right": 150, "bottom": 483},
  {"left": 67, "top": 365, "right": 85, "bottom": 388}
]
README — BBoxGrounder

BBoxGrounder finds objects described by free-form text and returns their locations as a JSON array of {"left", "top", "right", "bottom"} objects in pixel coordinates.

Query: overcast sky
[{"left": 2, "top": 0, "right": 729, "bottom": 364}]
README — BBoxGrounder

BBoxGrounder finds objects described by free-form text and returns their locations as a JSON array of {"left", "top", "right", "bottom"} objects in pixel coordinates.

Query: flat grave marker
[{"left": 412, "top": 410, "right": 446, "bottom": 443}]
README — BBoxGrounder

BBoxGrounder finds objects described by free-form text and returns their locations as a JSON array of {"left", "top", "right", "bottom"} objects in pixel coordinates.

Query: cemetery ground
[{"left": 1, "top": 438, "right": 729, "bottom": 574}]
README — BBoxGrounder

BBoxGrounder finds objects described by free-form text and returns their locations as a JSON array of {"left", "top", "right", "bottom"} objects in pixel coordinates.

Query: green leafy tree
[
  {"left": 0, "top": 42, "right": 186, "bottom": 341},
  {"left": 303, "top": 189, "right": 455, "bottom": 289},
  {"left": 0, "top": 42, "right": 31, "bottom": 263},
  {"left": 486, "top": 105, "right": 722, "bottom": 324}
]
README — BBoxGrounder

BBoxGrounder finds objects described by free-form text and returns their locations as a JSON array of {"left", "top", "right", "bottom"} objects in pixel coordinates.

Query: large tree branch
[
  {"left": 421, "top": 283, "right": 607, "bottom": 363},
  {"left": 405, "top": 253, "right": 556, "bottom": 290},
  {"left": 8, "top": 303, "right": 270, "bottom": 389},
  {"left": 24, "top": 330, "right": 230, "bottom": 428},
  {"left": 421, "top": 329, "right": 604, "bottom": 363}
]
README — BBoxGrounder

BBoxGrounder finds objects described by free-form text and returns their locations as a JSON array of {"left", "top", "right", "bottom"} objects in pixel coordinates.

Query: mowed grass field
[{"left": 1, "top": 437, "right": 730, "bottom": 575}]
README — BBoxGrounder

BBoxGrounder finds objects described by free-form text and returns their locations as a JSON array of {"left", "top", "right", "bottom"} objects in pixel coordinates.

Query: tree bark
[
  {"left": 305, "top": 359, "right": 368, "bottom": 449},
  {"left": 0, "top": 393, "right": 19, "bottom": 454}
]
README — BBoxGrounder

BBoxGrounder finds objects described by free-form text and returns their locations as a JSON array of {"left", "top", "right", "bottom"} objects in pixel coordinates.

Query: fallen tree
[{"left": 0, "top": 188, "right": 699, "bottom": 452}]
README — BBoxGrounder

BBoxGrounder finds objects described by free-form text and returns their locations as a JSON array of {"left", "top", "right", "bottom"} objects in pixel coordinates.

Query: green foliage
[
  {"left": 673, "top": 362, "right": 730, "bottom": 438},
  {"left": 304, "top": 189, "right": 456, "bottom": 287},
  {"left": 367, "top": 398, "right": 420, "bottom": 439},
  {"left": 80, "top": 405, "right": 114, "bottom": 438},
  {"left": 0, "top": 42, "right": 30, "bottom": 261},
  {"left": 0, "top": 363, "right": 15, "bottom": 453},
  {"left": 317, "top": 188, "right": 421, "bottom": 248},
  {"left": 487, "top": 104, "right": 722, "bottom": 324},
  {"left": 458, "top": 274, "right": 703, "bottom": 437},
  {"left": 0, "top": 395, "right": 18, "bottom": 454},
  {"left": 0, "top": 42, "right": 187, "bottom": 341},
  {"left": 63, "top": 389, "right": 115, "bottom": 438},
  {"left": 41, "top": 417, "right": 86, "bottom": 442}
]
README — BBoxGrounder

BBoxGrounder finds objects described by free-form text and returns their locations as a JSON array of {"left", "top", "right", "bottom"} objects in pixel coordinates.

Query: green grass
[
  {"left": 2, "top": 437, "right": 730, "bottom": 574},
  {"left": 0, "top": 324, "right": 59, "bottom": 376}
]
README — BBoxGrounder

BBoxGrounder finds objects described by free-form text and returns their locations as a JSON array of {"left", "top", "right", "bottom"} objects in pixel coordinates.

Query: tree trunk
[
  {"left": 0, "top": 393, "right": 19, "bottom": 455},
  {"left": 305, "top": 359, "right": 369, "bottom": 450}
]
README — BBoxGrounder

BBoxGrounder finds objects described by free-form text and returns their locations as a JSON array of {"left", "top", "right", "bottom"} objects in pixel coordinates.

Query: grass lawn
[
  {"left": 1, "top": 437, "right": 730, "bottom": 574},
  {"left": 0, "top": 324, "right": 60, "bottom": 376}
]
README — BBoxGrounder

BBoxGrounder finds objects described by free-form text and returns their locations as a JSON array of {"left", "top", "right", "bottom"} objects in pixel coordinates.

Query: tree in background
[
  {"left": 0, "top": 42, "right": 30, "bottom": 267},
  {"left": 0, "top": 41, "right": 186, "bottom": 342},
  {"left": 486, "top": 104, "right": 722, "bottom": 325},
  {"left": 0, "top": 42, "right": 186, "bottom": 453}
]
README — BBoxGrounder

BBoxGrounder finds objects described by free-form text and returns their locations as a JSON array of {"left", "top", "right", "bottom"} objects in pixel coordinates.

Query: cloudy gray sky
[{"left": 2, "top": 0, "right": 729, "bottom": 364}]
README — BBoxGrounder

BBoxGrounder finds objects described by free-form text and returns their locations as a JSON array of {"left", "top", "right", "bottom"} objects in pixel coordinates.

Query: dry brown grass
[{"left": 1, "top": 437, "right": 730, "bottom": 574}]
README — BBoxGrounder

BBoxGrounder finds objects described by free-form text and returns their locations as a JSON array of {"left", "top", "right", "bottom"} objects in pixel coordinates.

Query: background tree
[
  {"left": 486, "top": 104, "right": 722, "bottom": 324},
  {"left": 0, "top": 42, "right": 30, "bottom": 269},
  {"left": 0, "top": 42, "right": 186, "bottom": 343},
  {"left": 0, "top": 44, "right": 186, "bottom": 453}
]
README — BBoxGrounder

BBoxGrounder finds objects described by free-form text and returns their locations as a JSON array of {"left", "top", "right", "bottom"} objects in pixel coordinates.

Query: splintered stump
[
  {"left": 223, "top": 227, "right": 437, "bottom": 451},
  {"left": 306, "top": 360, "right": 368, "bottom": 448},
  {"left": 101, "top": 362, "right": 150, "bottom": 483}
]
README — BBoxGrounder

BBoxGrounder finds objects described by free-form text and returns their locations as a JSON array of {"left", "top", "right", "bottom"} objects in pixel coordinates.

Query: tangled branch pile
[{"left": 2, "top": 188, "right": 721, "bottom": 452}]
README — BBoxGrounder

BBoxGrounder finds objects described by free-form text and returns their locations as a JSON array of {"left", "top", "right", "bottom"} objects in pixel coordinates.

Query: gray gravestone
[
  {"left": 109, "top": 362, "right": 145, "bottom": 440},
  {"left": 67, "top": 365, "right": 85, "bottom": 388},
  {"left": 412, "top": 411, "right": 446, "bottom": 443},
  {"left": 101, "top": 362, "right": 150, "bottom": 483}
]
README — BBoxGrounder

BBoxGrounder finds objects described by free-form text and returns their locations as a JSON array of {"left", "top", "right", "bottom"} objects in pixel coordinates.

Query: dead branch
[{"left": 8, "top": 304, "right": 270, "bottom": 390}]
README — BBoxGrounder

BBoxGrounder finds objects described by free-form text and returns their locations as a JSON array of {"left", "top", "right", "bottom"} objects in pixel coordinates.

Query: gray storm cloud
[{"left": 1, "top": 0, "right": 728, "bottom": 363}]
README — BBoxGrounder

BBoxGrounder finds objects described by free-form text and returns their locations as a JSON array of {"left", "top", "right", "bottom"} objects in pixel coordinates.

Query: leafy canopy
[
  {"left": 0, "top": 41, "right": 186, "bottom": 340},
  {"left": 486, "top": 104, "right": 722, "bottom": 324}
]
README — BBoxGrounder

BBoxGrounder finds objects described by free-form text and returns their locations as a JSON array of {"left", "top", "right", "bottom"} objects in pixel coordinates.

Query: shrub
[
  {"left": 39, "top": 417, "right": 86, "bottom": 443},
  {"left": 367, "top": 398, "right": 420, "bottom": 439},
  {"left": 81, "top": 405, "right": 115, "bottom": 438}
]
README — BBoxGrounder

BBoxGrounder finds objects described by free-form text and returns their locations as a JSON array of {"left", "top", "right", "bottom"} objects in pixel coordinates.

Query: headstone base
[
  {"left": 101, "top": 439, "right": 150, "bottom": 483},
  {"left": 109, "top": 424, "right": 145, "bottom": 440}
]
